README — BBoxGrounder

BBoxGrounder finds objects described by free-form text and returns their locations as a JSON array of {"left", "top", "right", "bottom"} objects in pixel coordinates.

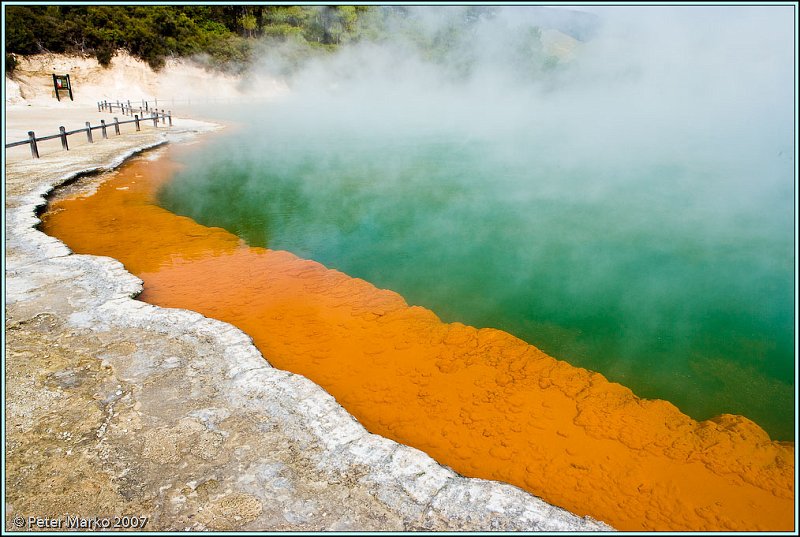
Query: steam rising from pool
[{"left": 160, "top": 6, "right": 795, "bottom": 438}]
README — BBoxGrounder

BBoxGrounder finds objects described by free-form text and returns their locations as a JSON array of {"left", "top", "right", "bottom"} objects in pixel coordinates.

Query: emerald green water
[{"left": 160, "top": 105, "right": 794, "bottom": 440}]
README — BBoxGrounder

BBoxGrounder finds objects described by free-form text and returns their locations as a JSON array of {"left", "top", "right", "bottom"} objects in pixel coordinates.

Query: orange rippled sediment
[{"left": 40, "top": 145, "right": 795, "bottom": 531}]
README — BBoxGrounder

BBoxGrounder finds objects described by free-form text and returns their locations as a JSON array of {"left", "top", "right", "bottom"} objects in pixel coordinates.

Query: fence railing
[
  {"left": 103, "top": 96, "right": 256, "bottom": 109},
  {"left": 97, "top": 99, "right": 175, "bottom": 118},
  {"left": 5, "top": 108, "right": 172, "bottom": 159}
]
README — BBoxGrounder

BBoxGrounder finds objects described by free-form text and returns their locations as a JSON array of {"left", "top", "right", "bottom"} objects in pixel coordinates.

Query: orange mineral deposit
[{"left": 40, "top": 144, "right": 795, "bottom": 531}]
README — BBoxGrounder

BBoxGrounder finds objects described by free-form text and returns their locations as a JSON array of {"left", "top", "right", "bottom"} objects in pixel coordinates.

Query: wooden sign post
[{"left": 52, "top": 74, "right": 74, "bottom": 101}]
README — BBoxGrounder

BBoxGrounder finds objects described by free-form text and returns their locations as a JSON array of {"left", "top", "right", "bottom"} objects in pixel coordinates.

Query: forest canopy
[
  {"left": 5, "top": 5, "right": 596, "bottom": 76},
  {"left": 5, "top": 5, "right": 374, "bottom": 72}
]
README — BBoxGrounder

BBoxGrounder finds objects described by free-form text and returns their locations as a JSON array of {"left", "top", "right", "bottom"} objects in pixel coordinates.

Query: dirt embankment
[{"left": 6, "top": 51, "right": 286, "bottom": 106}]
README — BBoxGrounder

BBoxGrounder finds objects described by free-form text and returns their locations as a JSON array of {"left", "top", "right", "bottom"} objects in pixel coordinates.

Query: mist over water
[{"left": 160, "top": 6, "right": 795, "bottom": 439}]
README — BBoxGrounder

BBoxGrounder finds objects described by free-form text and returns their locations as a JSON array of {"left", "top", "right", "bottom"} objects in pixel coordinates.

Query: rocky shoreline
[{"left": 4, "top": 115, "right": 611, "bottom": 531}]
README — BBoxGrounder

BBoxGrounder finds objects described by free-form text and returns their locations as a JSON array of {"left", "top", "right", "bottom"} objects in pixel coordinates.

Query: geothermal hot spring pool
[
  {"left": 42, "top": 92, "right": 795, "bottom": 530},
  {"left": 156, "top": 111, "right": 794, "bottom": 441},
  {"left": 40, "top": 9, "right": 795, "bottom": 529},
  {"left": 42, "top": 107, "right": 795, "bottom": 531}
]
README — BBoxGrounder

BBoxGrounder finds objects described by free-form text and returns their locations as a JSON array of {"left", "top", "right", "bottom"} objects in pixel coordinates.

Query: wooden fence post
[
  {"left": 100, "top": 120, "right": 108, "bottom": 139},
  {"left": 28, "top": 131, "right": 39, "bottom": 158},
  {"left": 113, "top": 117, "right": 120, "bottom": 135},
  {"left": 134, "top": 114, "right": 140, "bottom": 131},
  {"left": 52, "top": 74, "right": 61, "bottom": 102},
  {"left": 167, "top": 111, "right": 172, "bottom": 126},
  {"left": 152, "top": 112, "right": 158, "bottom": 127},
  {"left": 97, "top": 101, "right": 102, "bottom": 112},
  {"left": 59, "top": 126, "right": 68, "bottom": 151},
  {"left": 86, "top": 122, "right": 93, "bottom": 143}
]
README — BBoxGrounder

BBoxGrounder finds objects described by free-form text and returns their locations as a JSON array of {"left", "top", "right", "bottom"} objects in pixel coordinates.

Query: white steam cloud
[{"left": 168, "top": 5, "right": 795, "bottom": 437}]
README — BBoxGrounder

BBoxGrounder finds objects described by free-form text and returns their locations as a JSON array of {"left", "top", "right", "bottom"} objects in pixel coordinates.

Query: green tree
[
  {"left": 4, "top": 5, "right": 379, "bottom": 73},
  {"left": 241, "top": 13, "right": 257, "bottom": 38}
]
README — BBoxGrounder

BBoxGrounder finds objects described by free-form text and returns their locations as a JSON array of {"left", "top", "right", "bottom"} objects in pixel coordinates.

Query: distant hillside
[
  {"left": 5, "top": 6, "right": 598, "bottom": 76},
  {"left": 5, "top": 5, "right": 373, "bottom": 72}
]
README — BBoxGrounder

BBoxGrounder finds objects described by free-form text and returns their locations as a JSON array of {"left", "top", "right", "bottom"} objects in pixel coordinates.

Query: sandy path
[{"left": 5, "top": 103, "right": 172, "bottom": 163}]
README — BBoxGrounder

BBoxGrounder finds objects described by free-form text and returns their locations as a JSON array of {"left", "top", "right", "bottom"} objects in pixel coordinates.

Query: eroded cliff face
[
  {"left": 6, "top": 52, "right": 285, "bottom": 107},
  {"left": 40, "top": 144, "right": 794, "bottom": 532}
]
